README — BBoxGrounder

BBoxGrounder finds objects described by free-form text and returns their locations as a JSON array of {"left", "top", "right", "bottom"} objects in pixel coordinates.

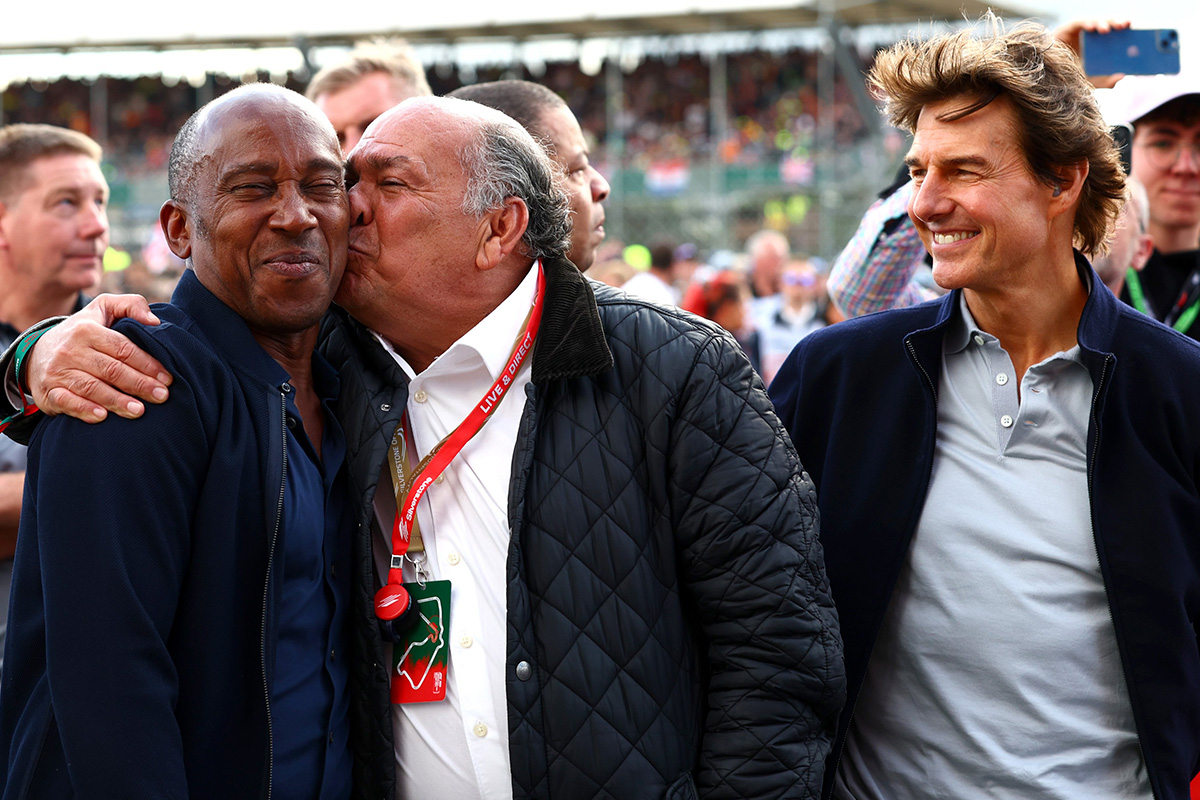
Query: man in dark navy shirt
[{"left": 0, "top": 84, "right": 352, "bottom": 799}]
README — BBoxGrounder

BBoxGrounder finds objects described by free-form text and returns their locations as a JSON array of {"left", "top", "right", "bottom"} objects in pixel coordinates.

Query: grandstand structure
[{"left": 1, "top": 0, "right": 1029, "bottom": 282}]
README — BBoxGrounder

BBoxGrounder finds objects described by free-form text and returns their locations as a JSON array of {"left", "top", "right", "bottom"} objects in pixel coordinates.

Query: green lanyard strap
[{"left": 1126, "top": 268, "right": 1200, "bottom": 334}]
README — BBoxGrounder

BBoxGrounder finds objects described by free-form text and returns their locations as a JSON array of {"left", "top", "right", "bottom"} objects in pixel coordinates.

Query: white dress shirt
[{"left": 370, "top": 263, "right": 540, "bottom": 800}]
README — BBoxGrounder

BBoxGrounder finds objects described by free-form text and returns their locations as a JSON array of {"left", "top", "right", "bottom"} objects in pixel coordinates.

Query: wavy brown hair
[{"left": 870, "top": 16, "right": 1123, "bottom": 255}]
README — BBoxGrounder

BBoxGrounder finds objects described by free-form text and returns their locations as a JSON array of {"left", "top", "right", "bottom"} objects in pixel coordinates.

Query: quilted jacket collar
[{"left": 530, "top": 255, "right": 614, "bottom": 384}]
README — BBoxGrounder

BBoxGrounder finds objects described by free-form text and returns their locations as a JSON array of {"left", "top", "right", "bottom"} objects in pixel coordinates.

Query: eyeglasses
[{"left": 1137, "top": 138, "right": 1200, "bottom": 170}]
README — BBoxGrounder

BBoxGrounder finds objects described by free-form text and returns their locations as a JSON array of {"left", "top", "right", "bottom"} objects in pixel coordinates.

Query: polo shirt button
[
  {"left": 995, "top": 373, "right": 1008, "bottom": 385},
  {"left": 473, "top": 722, "right": 488, "bottom": 737},
  {"left": 435, "top": 474, "right": 445, "bottom": 484},
  {"left": 414, "top": 390, "right": 428, "bottom": 403},
  {"left": 516, "top": 661, "right": 532, "bottom": 681},
  {"left": 460, "top": 635, "right": 473, "bottom": 648},
  {"left": 1000, "top": 415, "right": 1014, "bottom": 428},
  {"left": 973, "top": 334, "right": 985, "bottom": 346},
  {"left": 447, "top": 553, "right": 461, "bottom": 566}
]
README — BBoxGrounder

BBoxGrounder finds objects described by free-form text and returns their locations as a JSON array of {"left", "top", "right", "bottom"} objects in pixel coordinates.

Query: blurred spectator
[
  {"left": 681, "top": 270, "right": 761, "bottom": 374},
  {"left": 306, "top": 38, "right": 433, "bottom": 153},
  {"left": 588, "top": 258, "right": 636, "bottom": 288},
  {"left": 622, "top": 238, "right": 680, "bottom": 305},
  {"left": 756, "top": 257, "right": 826, "bottom": 385},
  {"left": 826, "top": 176, "right": 938, "bottom": 318},
  {"left": 670, "top": 242, "right": 702, "bottom": 293},
  {"left": 744, "top": 228, "right": 790, "bottom": 299},
  {"left": 1092, "top": 178, "right": 1154, "bottom": 296}
]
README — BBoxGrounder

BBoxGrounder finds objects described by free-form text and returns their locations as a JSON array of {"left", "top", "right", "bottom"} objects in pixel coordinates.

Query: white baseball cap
[{"left": 1098, "top": 72, "right": 1200, "bottom": 125}]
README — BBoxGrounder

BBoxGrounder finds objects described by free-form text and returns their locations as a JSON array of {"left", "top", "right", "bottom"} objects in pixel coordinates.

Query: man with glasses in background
[{"left": 1106, "top": 76, "right": 1200, "bottom": 336}]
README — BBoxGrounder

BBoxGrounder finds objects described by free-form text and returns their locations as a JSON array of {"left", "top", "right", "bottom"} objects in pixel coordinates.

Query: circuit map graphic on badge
[{"left": 396, "top": 595, "right": 445, "bottom": 691}]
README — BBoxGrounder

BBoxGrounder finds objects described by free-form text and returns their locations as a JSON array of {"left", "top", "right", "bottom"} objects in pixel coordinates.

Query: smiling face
[
  {"left": 533, "top": 103, "right": 609, "bottom": 270},
  {"left": 1131, "top": 112, "right": 1200, "bottom": 253},
  {"left": 0, "top": 152, "right": 109, "bottom": 297},
  {"left": 906, "top": 95, "right": 1060, "bottom": 294},
  {"left": 167, "top": 92, "right": 348, "bottom": 336}
]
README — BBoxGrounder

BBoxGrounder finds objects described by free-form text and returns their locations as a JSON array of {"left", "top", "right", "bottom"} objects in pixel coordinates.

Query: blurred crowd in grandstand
[
  {"left": 1, "top": 46, "right": 870, "bottom": 175},
  {"left": 0, "top": 42, "right": 871, "bottom": 357}
]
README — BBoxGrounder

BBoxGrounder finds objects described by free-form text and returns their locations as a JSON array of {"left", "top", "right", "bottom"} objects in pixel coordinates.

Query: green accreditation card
[{"left": 391, "top": 579, "right": 451, "bottom": 704}]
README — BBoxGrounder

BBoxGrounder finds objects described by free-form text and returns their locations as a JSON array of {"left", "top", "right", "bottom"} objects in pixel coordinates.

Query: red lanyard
[{"left": 383, "top": 261, "right": 545, "bottom": 588}]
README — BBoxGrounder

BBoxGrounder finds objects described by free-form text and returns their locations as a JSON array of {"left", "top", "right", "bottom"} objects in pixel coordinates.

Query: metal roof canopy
[{"left": 0, "top": 0, "right": 1033, "bottom": 54}]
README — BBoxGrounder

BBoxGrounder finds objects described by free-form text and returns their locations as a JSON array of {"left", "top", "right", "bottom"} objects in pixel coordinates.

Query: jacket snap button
[
  {"left": 380, "top": 403, "right": 391, "bottom": 412},
  {"left": 516, "top": 660, "right": 532, "bottom": 681}
]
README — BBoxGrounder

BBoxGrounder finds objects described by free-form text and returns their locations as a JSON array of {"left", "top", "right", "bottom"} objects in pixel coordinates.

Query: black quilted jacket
[{"left": 320, "top": 255, "right": 845, "bottom": 800}]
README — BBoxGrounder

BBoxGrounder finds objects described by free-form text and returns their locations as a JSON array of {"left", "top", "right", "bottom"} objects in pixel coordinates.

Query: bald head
[
  {"left": 169, "top": 83, "right": 339, "bottom": 207},
  {"left": 361, "top": 95, "right": 526, "bottom": 150},
  {"left": 159, "top": 82, "right": 347, "bottom": 337},
  {"left": 338, "top": 96, "right": 570, "bottom": 365},
  {"left": 355, "top": 96, "right": 571, "bottom": 261}
]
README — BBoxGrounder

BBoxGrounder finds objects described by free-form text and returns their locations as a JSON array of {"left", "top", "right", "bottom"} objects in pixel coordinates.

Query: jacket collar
[
  {"left": 910, "top": 251, "right": 1116, "bottom": 382},
  {"left": 529, "top": 254, "right": 614, "bottom": 384},
  {"left": 328, "top": 254, "right": 614, "bottom": 388},
  {"left": 1072, "top": 251, "right": 1120, "bottom": 358},
  {"left": 171, "top": 268, "right": 291, "bottom": 387}
]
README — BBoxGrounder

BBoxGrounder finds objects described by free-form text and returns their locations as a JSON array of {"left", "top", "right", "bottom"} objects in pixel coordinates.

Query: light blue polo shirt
[{"left": 835, "top": 290, "right": 1151, "bottom": 800}]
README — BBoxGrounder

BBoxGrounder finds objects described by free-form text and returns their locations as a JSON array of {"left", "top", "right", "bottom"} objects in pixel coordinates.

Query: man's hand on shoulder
[{"left": 29, "top": 294, "right": 173, "bottom": 423}]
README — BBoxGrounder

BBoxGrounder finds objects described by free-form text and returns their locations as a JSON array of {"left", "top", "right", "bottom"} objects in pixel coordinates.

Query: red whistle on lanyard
[{"left": 375, "top": 584, "right": 418, "bottom": 641}]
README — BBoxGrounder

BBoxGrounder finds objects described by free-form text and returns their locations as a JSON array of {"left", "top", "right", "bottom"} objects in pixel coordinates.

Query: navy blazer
[{"left": 771, "top": 255, "right": 1200, "bottom": 800}]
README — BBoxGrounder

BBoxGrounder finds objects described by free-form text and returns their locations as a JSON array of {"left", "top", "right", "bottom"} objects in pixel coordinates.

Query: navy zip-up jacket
[
  {"left": 770, "top": 256, "right": 1200, "bottom": 800},
  {"left": 0, "top": 270, "right": 293, "bottom": 799}
]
